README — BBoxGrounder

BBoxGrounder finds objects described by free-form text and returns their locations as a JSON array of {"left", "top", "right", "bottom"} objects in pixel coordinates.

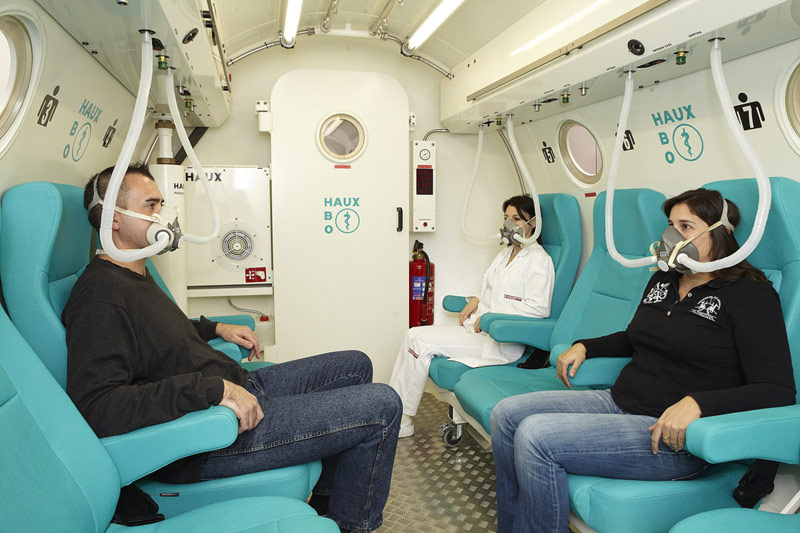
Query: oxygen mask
[
  {"left": 499, "top": 217, "right": 532, "bottom": 246},
  {"left": 652, "top": 226, "right": 699, "bottom": 274},
  {"left": 112, "top": 204, "right": 183, "bottom": 254},
  {"left": 142, "top": 205, "right": 182, "bottom": 254},
  {"left": 651, "top": 199, "right": 734, "bottom": 274},
  {"left": 89, "top": 186, "right": 183, "bottom": 254}
]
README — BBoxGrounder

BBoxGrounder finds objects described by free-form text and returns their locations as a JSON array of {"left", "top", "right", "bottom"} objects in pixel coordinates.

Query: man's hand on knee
[{"left": 220, "top": 379, "right": 264, "bottom": 433}]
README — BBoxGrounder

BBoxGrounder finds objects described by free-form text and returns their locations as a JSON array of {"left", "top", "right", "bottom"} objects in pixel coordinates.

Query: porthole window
[
  {"left": 787, "top": 62, "right": 800, "bottom": 139},
  {"left": 318, "top": 113, "right": 366, "bottom": 162},
  {"left": 0, "top": 16, "right": 34, "bottom": 142},
  {"left": 558, "top": 120, "right": 602, "bottom": 185}
]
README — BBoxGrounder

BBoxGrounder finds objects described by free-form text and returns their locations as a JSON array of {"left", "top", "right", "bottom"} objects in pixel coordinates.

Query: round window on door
[
  {"left": 787, "top": 61, "right": 800, "bottom": 139},
  {"left": 318, "top": 113, "right": 366, "bottom": 162},
  {"left": 0, "top": 16, "right": 34, "bottom": 143},
  {"left": 558, "top": 120, "right": 603, "bottom": 186}
]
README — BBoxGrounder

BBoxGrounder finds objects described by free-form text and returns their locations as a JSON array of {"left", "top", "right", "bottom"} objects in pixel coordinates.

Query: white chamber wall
[{"left": 0, "top": 0, "right": 139, "bottom": 193}]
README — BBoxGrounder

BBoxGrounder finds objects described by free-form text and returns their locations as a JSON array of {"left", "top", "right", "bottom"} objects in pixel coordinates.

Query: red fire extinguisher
[{"left": 409, "top": 240, "right": 435, "bottom": 327}]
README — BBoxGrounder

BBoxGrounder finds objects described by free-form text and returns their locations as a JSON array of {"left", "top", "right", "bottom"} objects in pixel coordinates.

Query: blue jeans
[
  {"left": 491, "top": 389, "right": 708, "bottom": 533},
  {"left": 199, "top": 351, "right": 401, "bottom": 532}
]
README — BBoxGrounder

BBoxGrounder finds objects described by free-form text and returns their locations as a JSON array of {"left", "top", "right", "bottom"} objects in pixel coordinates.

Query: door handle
[{"left": 396, "top": 207, "right": 403, "bottom": 232}]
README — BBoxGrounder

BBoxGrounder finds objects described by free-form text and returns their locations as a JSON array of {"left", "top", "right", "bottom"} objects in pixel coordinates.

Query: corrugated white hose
[
  {"left": 505, "top": 114, "right": 541, "bottom": 244},
  {"left": 99, "top": 31, "right": 171, "bottom": 261},
  {"left": 605, "top": 71, "right": 657, "bottom": 268},
  {"left": 165, "top": 68, "right": 220, "bottom": 244},
  {"left": 461, "top": 125, "right": 498, "bottom": 245},
  {"left": 676, "top": 38, "right": 770, "bottom": 273}
]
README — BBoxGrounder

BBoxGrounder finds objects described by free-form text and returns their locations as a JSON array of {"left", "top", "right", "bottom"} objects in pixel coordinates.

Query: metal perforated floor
[{"left": 379, "top": 393, "right": 498, "bottom": 533}]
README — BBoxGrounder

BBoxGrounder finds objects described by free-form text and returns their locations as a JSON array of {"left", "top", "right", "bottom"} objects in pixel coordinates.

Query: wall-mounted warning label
[{"left": 245, "top": 267, "right": 267, "bottom": 283}]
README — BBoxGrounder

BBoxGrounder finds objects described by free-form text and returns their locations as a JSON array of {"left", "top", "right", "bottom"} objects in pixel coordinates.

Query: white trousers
[{"left": 388, "top": 325, "right": 524, "bottom": 416}]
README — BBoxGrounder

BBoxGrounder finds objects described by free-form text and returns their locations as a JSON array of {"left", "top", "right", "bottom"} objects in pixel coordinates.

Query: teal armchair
[
  {"left": 0, "top": 296, "right": 336, "bottom": 532},
  {"left": 0, "top": 182, "right": 320, "bottom": 516},
  {"left": 453, "top": 188, "right": 666, "bottom": 435},
  {"left": 558, "top": 177, "right": 800, "bottom": 532}
]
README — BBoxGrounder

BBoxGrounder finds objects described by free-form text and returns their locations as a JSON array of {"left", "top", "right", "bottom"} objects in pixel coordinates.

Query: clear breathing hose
[
  {"left": 461, "top": 125, "right": 498, "bottom": 245},
  {"left": 165, "top": 67, "right": 220, "bottom": 244},
  {"left": 505, "top": 114, "right": 542, "bottom": 244},
  {"left": 676, "top": 38, "right": 770, "bottom": 272},
  {"left": 604, "top": 71, "right": 656, "bottom": 268},
  {"left": 606, "top": 39, "right": 770, "bottom": 272},
  {"left": 99, "top": 31, "right": 171, "bottom": 261}
]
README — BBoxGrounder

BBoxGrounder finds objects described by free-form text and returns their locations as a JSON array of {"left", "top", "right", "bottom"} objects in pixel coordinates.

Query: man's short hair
[{"left": 84, "top": 162, "right": 155, "bottom": 231}]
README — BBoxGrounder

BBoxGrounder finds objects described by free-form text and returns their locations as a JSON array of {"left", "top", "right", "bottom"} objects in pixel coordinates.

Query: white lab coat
[{"left": 389, "top": 243, "right": 554, "bottom": 416}]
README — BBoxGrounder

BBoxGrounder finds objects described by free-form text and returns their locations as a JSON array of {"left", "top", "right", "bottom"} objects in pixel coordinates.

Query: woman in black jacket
[{"left": 491, "top": 188, "right": 796, "bottom": 533}]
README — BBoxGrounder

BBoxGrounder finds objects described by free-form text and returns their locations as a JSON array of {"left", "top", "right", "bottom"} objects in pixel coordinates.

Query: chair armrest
[
  {"left": 207, "top": 337, "right": 250, "bottom": 362},
  {"left": 204, "top": 314, "right": 256, "bottom": 329},
  {"left": 484, "top": 315, "right": 557, "bottom": 350},
  {"left": 101, "top": 406, "right": 238, "bottom": 486},
  {"left": 685, "top": 405, "right": 800, "bottom": 465},
  {"left": 201, "top": 315, "right": 257, "bottom": 361},
  {"left": 548, "top": 344, "right": 629, "bottom": 387},
  {"left": 443, "top": 295, "right": 469, "bottom": 313}
]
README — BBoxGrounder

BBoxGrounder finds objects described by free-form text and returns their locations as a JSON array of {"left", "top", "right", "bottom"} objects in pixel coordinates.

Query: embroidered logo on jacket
[
  {"left": 643, "top": 282, "right": 670, "bottom": 304},
  {"left": 503, "top": 294, "right": 522, "bottom": 301},
  {"left": 691, "top": 296, "right": 722, "bottom": 322}
]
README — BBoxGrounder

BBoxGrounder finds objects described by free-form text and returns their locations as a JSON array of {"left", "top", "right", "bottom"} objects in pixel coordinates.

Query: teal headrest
[
  {"left": 593, "top": 189, "right": 667, "bottom": 256},
  {"left": 705, "top": 177, "right": 800, "bottom": 271}
]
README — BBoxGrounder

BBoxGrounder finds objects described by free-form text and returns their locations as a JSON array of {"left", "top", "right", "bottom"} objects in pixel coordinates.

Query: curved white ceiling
[{"left": 220, "top": 0, "right": 545, "bottom": 70}]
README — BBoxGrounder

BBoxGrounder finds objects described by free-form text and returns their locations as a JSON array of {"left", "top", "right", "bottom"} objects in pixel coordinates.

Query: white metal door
[{"left": 270, "top": 69, "right": 409, "bottom": 382}]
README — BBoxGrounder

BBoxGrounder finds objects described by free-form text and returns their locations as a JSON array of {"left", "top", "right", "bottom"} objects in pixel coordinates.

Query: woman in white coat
[{"left": 389, "top": 195, "right": 555, "bottom": 437}]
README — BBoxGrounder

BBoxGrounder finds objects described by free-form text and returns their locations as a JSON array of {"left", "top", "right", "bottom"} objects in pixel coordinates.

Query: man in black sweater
[{"left": 64, "top": 163, "right": 401, "bottom": 533}]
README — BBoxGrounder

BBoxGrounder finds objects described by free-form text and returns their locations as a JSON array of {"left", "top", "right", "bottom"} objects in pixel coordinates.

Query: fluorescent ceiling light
[
  {"left": 511, "top": 0, "right": 610, "bottom": 57},
  {"left": 406, "top": 0, "right": 466, "bottom": 52},
  {"left": 283, "top": 0, "right": 304, "bottom": 45}
]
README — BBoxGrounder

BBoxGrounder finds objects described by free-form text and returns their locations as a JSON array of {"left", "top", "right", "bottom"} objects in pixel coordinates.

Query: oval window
[
  {"left": 558, "top": 120, "right": 603, "bottom": 185},
  {"left": 0, "top": 16, "right": 34, "bottom": 143},
  {"left": 319, "top": 113, "right": 365, "bottom": 161},
  {"left": 787, "top": 62, "right": 800, "bottom": 139}
]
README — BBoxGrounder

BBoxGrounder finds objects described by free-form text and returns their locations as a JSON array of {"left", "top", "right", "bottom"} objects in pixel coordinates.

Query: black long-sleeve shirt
[
  {"left": 63, "top": 258, "right": 250, "bottom": 439},
  {"left": 578, "top": 270, "right": 795, "bottom": 418}
]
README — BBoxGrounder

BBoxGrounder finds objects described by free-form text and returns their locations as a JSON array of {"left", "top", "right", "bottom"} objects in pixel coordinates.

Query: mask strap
[
  {"left": 87, "top": 177, "right": 103, "bottom": 211},
  {"left": 89, "top": 196, "right": 160, "bottom": 224},
  {"left": 719, "top": 198, "right": 734, "bottom": 231}
]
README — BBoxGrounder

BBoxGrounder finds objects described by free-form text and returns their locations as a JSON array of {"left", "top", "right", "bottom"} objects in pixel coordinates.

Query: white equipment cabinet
[
  {"left": 270, "top": 69, "right": 409, "bottom": 382},
  {"left": 184, "top": 166, "right": 272, "bottom": 291}
]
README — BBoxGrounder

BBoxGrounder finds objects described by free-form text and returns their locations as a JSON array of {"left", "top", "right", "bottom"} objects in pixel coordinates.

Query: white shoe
[{"left": 398, "top": 419, "right": 415, "bottom": 438}]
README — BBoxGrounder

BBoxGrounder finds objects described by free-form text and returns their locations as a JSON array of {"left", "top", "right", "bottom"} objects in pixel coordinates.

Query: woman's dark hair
[
  {"left": 502, "top": 195, "right": 542, "bottom": 245},
  {"left": 662, "top": 188, "right": 769, "bottom": 284}
]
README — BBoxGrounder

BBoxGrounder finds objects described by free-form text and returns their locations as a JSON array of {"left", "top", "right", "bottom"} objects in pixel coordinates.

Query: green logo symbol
[
  {"left": 672, "top": 123, "right": 703, "bottom": 162},
  {"left": 335, "top": 209, "right": 360, "bottom": 234}
]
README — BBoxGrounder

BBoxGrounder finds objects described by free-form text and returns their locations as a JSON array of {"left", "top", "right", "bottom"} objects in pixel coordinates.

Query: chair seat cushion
[
  {"left": 669, "top": 506, "right": 800, "bottom": 533},
  {"left": 568, "top": 463, "right": 747, "bottom": 533},
  {"left": 137, "top": 461, "right": 322, "bottom": 517},
  {"left": 428, "top": 356, "right": 525, "bottom": 391},
  {"left": 454, "top": 367, "right": 592, "bottom": 433},
  {"left": 105, "top": 496, "right": 338, "bottom": 532}
]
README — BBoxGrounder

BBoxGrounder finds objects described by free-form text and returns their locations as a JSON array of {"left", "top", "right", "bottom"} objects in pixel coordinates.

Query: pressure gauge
[{"left": 419, "top": 148, "right": 431, "bottom": 160}]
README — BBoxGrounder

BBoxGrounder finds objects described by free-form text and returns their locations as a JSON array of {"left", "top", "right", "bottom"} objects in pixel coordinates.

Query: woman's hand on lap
[
  {"left": 556, "top": 343, "right": 586, "bottom": 388},
  {"left": 648, "top": 396, "right": 702, "bottom": 453}
]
